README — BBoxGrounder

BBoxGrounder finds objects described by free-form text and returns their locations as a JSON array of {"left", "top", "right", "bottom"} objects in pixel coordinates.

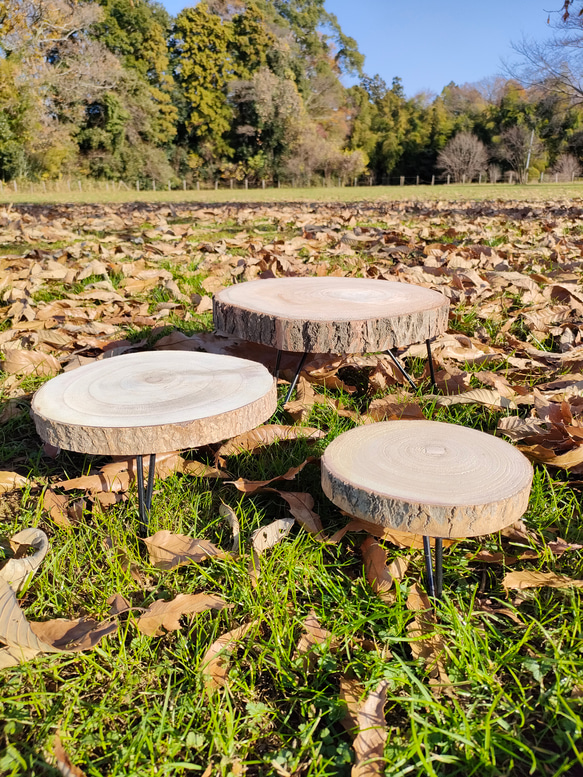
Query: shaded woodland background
[{"left": 4, "top": 0, "right": 583, "bottom": 186}]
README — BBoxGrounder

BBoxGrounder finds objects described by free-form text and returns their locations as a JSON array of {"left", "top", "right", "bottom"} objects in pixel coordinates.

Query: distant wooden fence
[{"left": 0, "top": 172, "right": 581, "bottom": 196}]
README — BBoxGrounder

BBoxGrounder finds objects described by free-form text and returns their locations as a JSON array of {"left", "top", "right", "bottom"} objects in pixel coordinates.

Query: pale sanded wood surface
[
  {"left": 321, "top": 420, "right": 533, "bottom": 538},
  {"left": 214, "top": 277, "right": 449, "bottom": 353},
  {"left": 31, "top": 351, "right": 276, "bottom": 456}
]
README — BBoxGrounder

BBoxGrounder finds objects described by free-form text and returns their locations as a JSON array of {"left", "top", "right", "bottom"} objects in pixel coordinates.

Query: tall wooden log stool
[
  {"left": 213, "top": 277, "right": 449, "bottom": 400},
  {"left": 31, "top": 351, "right": 276, "bottom": 533},
  {"left": 321, "top": 420, "right": 533, "bottom": 599}
]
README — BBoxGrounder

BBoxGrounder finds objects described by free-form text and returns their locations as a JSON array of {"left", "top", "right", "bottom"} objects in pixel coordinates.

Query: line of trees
[{"left": 2, "top": 0, "right": 583, "bottom": 186}]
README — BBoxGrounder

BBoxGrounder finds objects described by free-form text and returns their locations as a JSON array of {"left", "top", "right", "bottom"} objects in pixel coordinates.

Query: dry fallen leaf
[
  {"left": 270, "top": 490, "right": 324, "bottom": 536},
  {"left": 352, "top": 680, "right": 389, "bottom": 777},
  {"left": 433, "top": 388, "right": 518, "bottom": 410},
  {"left": 406, "top": 584, "right": 452, "bottom": 695},
  {"left": 42, "top": 489, "right": 76, "bottom": 528},
  {"left": 294, "top": 610, "right": 338, "bottom": 671},
  {"left": 54, "top": 734, "right": 88, "bottom": 777},
  {"left": 216, "top": 425, "right": 325, "bottom": 462},
  {"left": 248, "top": 517, "right": 295, "bottom": 588},
  {"left": 183, "top": 460, "right": 229, "bottom": 479},
  {"left": 0, "top": 577, "right": 117, "bottom": 668},
  {"left": 0, "top": 528, "right": 49, "bottom": 593},
  {"left": 219, "top": 503, "right": 240, "bottom": 554},
  {"left": 227, "top": 458, "right": 315, "bottom": 493},
  {"left": 329, "top": 517, "right": 455, "bottom": 550},
  {"left": 201, "top": 621, "right": 257, "bottom": 689},
  {"left": 0, "top": 470, "right": 31, "bottom": 493},
  {"left": 251, "top": 518, "right": 295, "bottom": 554},
  {"left": 361, "top": 537, "right": 394, "bottom": 601},
  {"left": 339, "top": 677, "right": 363, "bottom": 734},
  {"left": 502, "top": 570, "right": 583, "bottom": 590},
  {"left": 136, "top": 593, "right": 228, "bottom": 637},
  {"left": 143, "top": 530, "right": 227, "bottom": 570},
  {"left": 0, "top": 348, "right": 61, "bottom": 377}
]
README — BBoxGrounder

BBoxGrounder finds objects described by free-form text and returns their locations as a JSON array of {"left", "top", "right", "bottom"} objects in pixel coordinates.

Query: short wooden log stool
[
  {"left": 321, "top": 420, "right": 533, "bottom": 598},
  {"left": 32, "top": 351, "right": 276, "bottom": 532},
  {"left": 213, "top": 277, "right": 449, "bottom": 399}
]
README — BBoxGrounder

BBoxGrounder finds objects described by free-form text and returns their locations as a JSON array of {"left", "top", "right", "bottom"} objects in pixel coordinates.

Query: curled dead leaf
[{"left": 0, "top": 528, "right": 49, "bottom": 593}]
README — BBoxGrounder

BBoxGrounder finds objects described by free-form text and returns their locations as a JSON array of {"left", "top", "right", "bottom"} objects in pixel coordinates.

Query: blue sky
[{"left": 161, "top": 0, "right": 555, "bottom": 96}]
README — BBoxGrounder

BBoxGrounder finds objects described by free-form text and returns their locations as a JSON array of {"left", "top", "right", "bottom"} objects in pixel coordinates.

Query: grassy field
[
  {"left": 1, "top": 196, "right": 583, "bottom": 776},
  {"left": 2, "top": 181, "right": 583, "bottom": 206}
]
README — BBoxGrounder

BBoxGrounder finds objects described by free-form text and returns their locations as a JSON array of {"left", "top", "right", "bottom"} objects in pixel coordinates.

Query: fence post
[
  {"left": 262, "top": 179, "right": 265, "bottom": 189},
  {"left": 215, "top": 180, "right": 218, "bottom": 190},
  {"left": 78, "top": 180, "right": 82, "bottom": 191},
  {"left": 478, "top": 173, "right": 482, "bottom": 184},
  {"left": 447, "top": 175, "right": 450, "bottom": 185},
  {"left": 244, "top": 178, "right": 248, "bottom": 190},
  {"left": 416, "top": 175, "right": 419, "bottom": 185},
  {"left": 183, "top": 179, "right": 186, "bottom": 190},
  {"left": 13, "top": 180, "right": 17, "bottom": 193},
  {"left": 278, "top": 180, "right": 281, "bottom": 189},
  {"left": 197, "top": 180, "right": 200, "bottom": 190},
  {"left": 400, "top": 176, "right": 404, "bottom": 186},
  {"left": 152, "top": 179, "right": 156, "bottom": 191},
  {"left": 540, "top": 171, "right": 544, "bottom": 183},
  {"left": 555, "top": 173, "right": 559, "bottom": 183},
  {"left": 462, "top": 174, "right": 466, "bottom": 184},
  {"left": 431, "top": 175, "right": 435, "bottom": 186},
  {"left": 167, "top": 181, "right": 171, "bottom": 191}
]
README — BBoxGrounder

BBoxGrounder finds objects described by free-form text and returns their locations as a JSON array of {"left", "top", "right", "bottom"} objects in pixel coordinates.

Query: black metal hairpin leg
[
  {"left": 284, "top": 351, "right": 308, "bottom": 403},
  {"left": 426, "top": 339, "right": 437, "bottom": 390},
  {"left": 423, "top": 535, "right": 444, "bottom": 601},
  {"left": 274, "top": 349, "right": 282, "bottom": 380},
  {"left": 136, "top": 453, "right": 156, "bottom": 535},
  {"left": 387, "top": 349, "right": 417, "bottom": 391}
]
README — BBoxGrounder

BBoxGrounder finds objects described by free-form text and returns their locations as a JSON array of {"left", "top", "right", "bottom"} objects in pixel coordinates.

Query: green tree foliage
[{"left": 3, "top": 0, "right": 583, "bottom": 184}]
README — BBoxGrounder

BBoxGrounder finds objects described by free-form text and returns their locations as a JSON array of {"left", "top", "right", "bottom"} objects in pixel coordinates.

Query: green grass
[
  {"left": 1, "top": 375, "right": 583, "bottom": 776},
  {"left": 3, "top": 182, "right": 583, "bottom": 206}
]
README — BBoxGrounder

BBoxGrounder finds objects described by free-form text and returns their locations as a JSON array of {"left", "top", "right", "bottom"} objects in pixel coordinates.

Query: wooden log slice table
[
  {"left": 214, "top": 277, "right": 449, "bottom": 397},
  {"left": 32, "top": 351, "right": 276, "bottom": 531},
  {"left": 321, "top": 420, "right": 533, "bottom": 598}
]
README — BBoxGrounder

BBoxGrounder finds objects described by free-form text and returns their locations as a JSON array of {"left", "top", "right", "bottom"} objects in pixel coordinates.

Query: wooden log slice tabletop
[
  {"left": 31, "top": 351, "right": 276, "bottom": 456},
  {"left": 321, "top": 420, "right": 533, "bottom": 538},
  {"left": 214, "top": 277, "right": 449, "bottom": 353}
]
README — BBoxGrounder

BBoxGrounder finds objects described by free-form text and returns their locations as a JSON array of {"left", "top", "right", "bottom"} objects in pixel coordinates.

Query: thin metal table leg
[
  {"left": 137, "top": 453, "right": 156, "bottom": 535},
  {"left": 284, "top": 351, "right": 308, "bottom": 403},
  {"left": 426, "top": 339, "right": 436, "bottom": 390},
  {"left": 387, "top": 349, "right": 417, "bottom": 391},
  {"left": 423, "top": 535, "right": 436, "bottom": 599},
  {"left": 274, "top": 349, "right": 282, "bottom": 380},
  {"left": 435, "top": 538, "right": 443, "bottom": 599}
]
